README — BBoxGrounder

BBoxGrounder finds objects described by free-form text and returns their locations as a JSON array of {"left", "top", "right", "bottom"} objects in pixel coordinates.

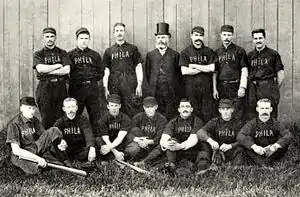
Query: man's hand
[
  {"left": 57, "top": 139, "right": 68, "bottom": 151},
  {"left": 138, "top": 138, "right": 152, "bottom": 149},
  {"left": 264, "top": 143, "right": 281, "bottom": 157},
  {"left": 37, "top": 157, "right": 47, "bottom": 168},
  {"left": 136, "top": 84, "right": 142, "bottom": 97},
  {"left": 100, "top": 144, "right": 112, "bottom": 155},
  {"left": 113, "top": 150, "right": 125, "bottom": 161},
  {"left": 251, "top": 144, "right": 265, "bottom": 155},
  {"left": 168, "top": 140, "right": 183, "bottom": 151},
  {"left": 213, "top": 89, "right": 219, "bottom": 100},
  {"left": 104, "top": 87, "right": 110, "bottom": 99},
  {"left": 207, "top": 138, "right": 219, "bottom": 150},
  {"left": 237, "top": 87, "right": 246, "bottom": 97},
  {"left": 88, "top": 147, "right": 96, "bottom": 162},
  {"left": 220, "top": 144, "right": 232, "bottom": 152}
]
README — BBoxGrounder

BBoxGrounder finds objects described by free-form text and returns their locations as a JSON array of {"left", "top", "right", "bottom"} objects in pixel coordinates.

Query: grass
[{"left": 0, "top": 123, "right": 300, "bottom": 197}]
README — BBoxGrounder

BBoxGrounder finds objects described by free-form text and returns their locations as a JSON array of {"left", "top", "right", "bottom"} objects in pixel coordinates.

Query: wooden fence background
[{"left": 0, "top": 0, "right": 299, "bottom": 130}]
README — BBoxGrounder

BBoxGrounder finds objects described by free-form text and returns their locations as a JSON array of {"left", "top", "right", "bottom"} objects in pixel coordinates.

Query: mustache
[
  {"left": 256, "top": 42, "right": 262, "bottom": 44},
  {"left": 261, "top": 113, "right": 269, "bottom": 116},
  {"left": 182, "top": 110, "right": 189, "bottom": 113},
  {"left": 195, "top": 39, "right": 202, "bottom": 42}
]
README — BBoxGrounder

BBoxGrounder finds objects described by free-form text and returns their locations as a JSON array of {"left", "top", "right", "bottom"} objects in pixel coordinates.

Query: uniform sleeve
[
  {"left": 276, "top": 122, "right": 293, "bottom": 148},
  {"left": 152, "top": 115, "right": 168, "bottom": 145},
  {"left": 34, "top": 118, "right": 45, "bottom": 137},
  {"left": 239, "top": 48, "right": 248, "bottom": 69},
  {"left": 236, "top": 120, "right": 256, "bottom": 149},
  {"left": 6, "top": 123, "right": 20, "bottom": 145},
  {"left": 274, "top": 52, "right": 284, "bottom": 72},
  {"left": 95, "top": 52, "right": 104, "bottom": 80},
  {"left": 207, "top": 49, "right": 218, "bottom": 65},
  {"left": 120, "top": 114, "right": 132, "bottom": 132},
  {"left": 97, "top": 116, "right": 109, "bottom": 137},
  {"left": 53, "top": 118, "right": 64, "bottom": 131},
  {"left": 33, "top": 50, "right": 44, "bottom": 69},
  {"left": 196, "top": 119, "right": 216, "bottom": 141},
  {"left": 230, "top": 120, "right": 245, "bottom": 148},
  {"left": 191, "top": 116, "right": 204, "bottom": 134},
  {"left": 80, "top": 116, "right": 95, "bottom": 148},
  {"left": 133, "top": 45, "right": 143, "bottom": 65},
  {"left": 179, "top": 50, "right": 189, "bottom": 67},
  {"left": 127, "top": 114, "right": 141, "bottom": 142},
  {"left": 214, "top": 50, "right": 220, "bottom": 71},
  {"left": 145, "top": 53, "right": 151, "bottom": 83},
  {"left": 163, "top": 119, "right": 175, "bottom": 136},
  {"left": 61, "top": 50, "right": 72, "bottom": 66},
  {"left": 102, "top": 48, "right": 111, "bottom": 69}
]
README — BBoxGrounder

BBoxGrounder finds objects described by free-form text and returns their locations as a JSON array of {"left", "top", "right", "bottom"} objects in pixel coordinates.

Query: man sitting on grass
[
  {"left": 124, "top": 96, "right": 167, "bottom": 167},
  {"left": 54, "top": 97, "right": 96, "bottom": 168},
  {"left": 237, "top": 98, "right": 292, "bottom": 166},
  {"left": 6, "top": 97, "right": 68, "bottom": 175},
  {"left": 95, "top": 94, "right": 131, "bottom": 161},
  {"left": 159, "top": 98, "right": 210, "bottom": 174},
  {"left": 197, "top": 99, "right": 245, "bottom": 166}
]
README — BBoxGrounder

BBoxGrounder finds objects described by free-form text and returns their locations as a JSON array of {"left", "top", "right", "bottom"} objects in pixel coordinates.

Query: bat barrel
[{"left": 47, "top": 163, "right": 87, "bottom": 177}]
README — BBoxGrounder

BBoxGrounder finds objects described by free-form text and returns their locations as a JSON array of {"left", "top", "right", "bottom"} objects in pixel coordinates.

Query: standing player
[
  {"left": 54, "top": 98, "right": 96, "bottom": 166},
  {"left": 95, "top": 94, "right": 132, "bottom": 161},
  {"left": 6, "top": 97, "right": 68, "bottom": 175},
  {"left": 145, "top": 22, "right": 181, "bottom": 120},
  {"left": 197, "top": 99, "right": 245, "bottom": 166},
  {"left": 67, "top": 27, "right": 105, "bottom": 133},
  {"left": 103, "top": 23, "right": 143, "bottom": 118},
  {"left": 179, "top": 26, "right": 218, "bottom": 122},
  {"left": 213, "top": 25, "right": 248, "bottom": 120},
  {"left": 247, "top": 28, "right": 284, "bottom": 119},
  {"left": 237, "top": 98, "right": 292, "bottom": 166},
  {"left": 33, "top": 27, "right": 71, "bottom": 129},
  {"left": 124, "top": 97, "right": 167, "bottom": 167}
]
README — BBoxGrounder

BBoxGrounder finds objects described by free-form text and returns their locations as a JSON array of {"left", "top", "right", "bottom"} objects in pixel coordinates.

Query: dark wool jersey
[
  {"left": 179, "top": 44, "right": 218, "bottom": 86},
  {"left": 237, "top": 117, "right": 292, "bottom": 149},
  {"left": 54, "top": 115, "right": 95, "bottom": 150},
  {"left": 215, "top": 43, "right": 248, "bottom": 81},
  {"left": 145, "top": 48, "right": 180, "bottom": 95},
  {"left": 33, "top": 46, "right": 72, "bottom": 81},
  {"left": 131, "top": 112, "right": 167, "bottom": 145},
  {"left": 67, "top": 47, "right": 104, "bottom": 81},
  {"left": 163, "top": 115, "right": 204, "bottom": 143},
  {"left": 247, "top": 46, "right": 284, "bottom": 80},
  {"left": 197, "top": 117, "right": 244, "bottom": 147},
  {"left": 97, "top": 112, "right": 132, "bottom": 141},
  {"left": 103, "top": 42, "right": 143, "bottom": 75},
  {"left": 6, "top": 114, "right": 44, "bottom": 151}
]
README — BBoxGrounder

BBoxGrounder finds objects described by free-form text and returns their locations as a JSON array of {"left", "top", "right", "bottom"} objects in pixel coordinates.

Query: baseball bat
[
  {"left": 19, "top": 156, "right": 87, "bottom": 177},
  {"left": 114, "top": 159, "right": 153, "bottom": 176}
]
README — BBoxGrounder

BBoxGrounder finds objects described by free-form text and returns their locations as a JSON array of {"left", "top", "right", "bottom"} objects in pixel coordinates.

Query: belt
[
  {"left": 42, "top": 78, "right": 65, "bottom": 83},
  {"left": 82, "top": 80, "right": 91, "bottom": 84},
  {"left": 220, "top": 79, "right": 239, "bottom": 84},
  {"left": 251, "top": 77, "right": 276, "bottom": 85}
]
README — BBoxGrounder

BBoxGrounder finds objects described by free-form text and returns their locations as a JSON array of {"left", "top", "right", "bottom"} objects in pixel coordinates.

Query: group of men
[{"left": 5, "top": 22, "right": 292, "bottom": 175}]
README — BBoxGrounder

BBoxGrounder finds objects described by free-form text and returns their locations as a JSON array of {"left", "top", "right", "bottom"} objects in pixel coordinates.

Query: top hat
[{"left": 155, "top": 22, "right": 171, "bottom": 36}]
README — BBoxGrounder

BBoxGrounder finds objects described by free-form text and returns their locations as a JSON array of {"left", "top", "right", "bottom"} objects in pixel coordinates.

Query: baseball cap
[
  {"left": 191, "top": 26, "right": 205, "bottom": 35},
  {"left": 76, "top": 27, "right": 90, "bottom": 37},
  {"left": 43, "top": 27, "right": 56, "bottom": 35},
  {"left": 219, "top": 99, "right": 233, "bottom": 108},
  {"left": 143, "top": 96, "right": 157, "bottom": 107},
  {"left": 221, "top": 25, "right": 234, "bottom": 33},
  {"left": 20, "top": 96, "right": 37, "bottom": 107},
  {"left": 107, "top": 94, "right": 121, "bottom": 104}
]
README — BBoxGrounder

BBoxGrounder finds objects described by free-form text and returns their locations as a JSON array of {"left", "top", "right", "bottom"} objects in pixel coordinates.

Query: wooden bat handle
[{"left": 47, "top": 163, "right": 87, "bottom": 177}]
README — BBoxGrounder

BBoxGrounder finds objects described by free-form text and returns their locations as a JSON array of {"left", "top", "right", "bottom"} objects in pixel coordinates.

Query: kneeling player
[
  {"left": 6, "top": 97, "right": 68, "bottom": 175},
  {"left": 54, "top": 98, "right": 96, "bottom": 167},
  {"left": 124, "top": 97, "right": 167, "bottom": 167},
  {"left": 237, "top": 98, "right": 292, "bottom": 166},
  {"left": 95, "top": 94, "right": 131, "bottom": 161},
  {"left": 197, "top": 99, "right": 245, "bottom": 166}
]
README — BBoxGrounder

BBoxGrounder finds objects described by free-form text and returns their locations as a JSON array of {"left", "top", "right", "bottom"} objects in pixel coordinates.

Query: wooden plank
[
  {"left": 4, "top": 0, "right": 20, "bottom": 121},
  {"left": 19, "top": 0, "right": 34, "bottom": 98},
  {"left": 147, "top": 0, "right": 163, "bottom": 51},
  {"left": 122, "top": 0, "right": 134, "bottom": 44},
  {"left": 133, "top": 0, "right": 147, "bottom": 57},
  {"left": 48, "top": 0, "right": 60, "bottom": 45},
  {"left": 264, "top": 0, "right": 278, "bottom": 50},
  {"left": 277, "top": 0, "right": 293, "bottom": 121},
  {"left": 224, "top": 0, "right": 237, "bottom": 42},
  {"left": 110, "top": 0, "right": 122, "bottom": 46},
  {"left": 164, "top": 0, "right": 177, "bottom": 50},
  {"left": 209, "top": 0, "right": 224, "bottom": 49},
  {"left": 0, "top": 0, "right": 5, "bottom": 130},
  {"left": 251, "top": 0, "right": 265, "bottom": 29},
  {"left": 192, "top": 0, "right": 209, "bottom": 45},
  {"left": 177, "top": 0, "right": 191, "bottom": 52},
  {"left": 82, "top": 0, "right": 94, "bottom": 48}
]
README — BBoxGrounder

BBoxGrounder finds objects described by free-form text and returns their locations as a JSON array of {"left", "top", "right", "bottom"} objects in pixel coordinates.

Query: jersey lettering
[
  {"left": 74, "top": 56, "right": 93, "bottom": 64},
  {"left": 111, "top": 51, "right": 130, "bottom": 60},
  {"left": 255, "top": 129, "right": 274, "bottom": 138},
  {"left": 250, "top": 58, "right": 268, "bottom": 67},
  {"left": 218, "top": 52, "right": 236, "bottom": 62},
  {"left": 63, "top": 127, "right": 81, "bottom": 135},
  {"left": 44, "top": 55, "right": 61, "bottom": 64},
  {"left": 21, "top": 128, "right": 36, "bottom": 137}
]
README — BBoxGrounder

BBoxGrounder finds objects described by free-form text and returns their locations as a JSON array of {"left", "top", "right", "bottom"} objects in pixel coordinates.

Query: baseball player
[
  {"left": 124, "top": 96, "right": 167, "bottom": 167},
  {"left": 6, "top": 97, "right": 68, "bottom": 175},
  {"left": 237, "top": 98, "right": 292, "bottom": 166},
  {"left": 213, "top": 25, "right": 248, "bottom": 120},
  {"left": 103, "top": 23, "right": 143, "bottom": 118},
  {"left": 160, "top": 98, "right": 211, "bottom": 173},
  {"left": 247, "top": 28, "right": 284, "bottom": 119},
  {"left": 95, "top": 94, "right": 132, "bottom": 161},
  {"left": 33, "top": 27, "right": 71, "bottom": 129},
  {"left": 179, "top": 26, "right": 218, "bottom": 123},
  {"left": 67, "top": 27, "right": 105, "bottom": 134},
  {"left": 197, "top": 99, "right": 245, "bottom": 166},
  {"left": 145, "top": 22, "right": 181, "bottom": 120},
  {"left": 53, "top": 98, "right": 96, "bottom": 166}
]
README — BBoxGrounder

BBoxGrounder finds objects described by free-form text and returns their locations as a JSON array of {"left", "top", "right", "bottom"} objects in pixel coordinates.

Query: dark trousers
[
  {"left": 36, "top": 81, "right": 67, "bottom": 129},
  {"left": 124, "top": 142, "right": 163, "bottom": 163},
  {"left": 218, "top": 82, "right": 245, "bottom": 120},
  {"left": 221, "top": 146, "right": 244, "bottom": 165},
  {"left": 65, "top": 147, "right": 90, "bottom": 162},
  {"left": 247, "top": 79, "right": 280, "bottom": 120},
  {"left": 155, "top": 81, "right": 176, "bottom": 120},
  {"left": 11, "top": 127, "right": 63, "bottom": 175},
  {"left": 95, "top": 136, "right": 127, "bottom": 161},
  {"left": 69, "top": 81, "right": 103, "bottom": 133}
]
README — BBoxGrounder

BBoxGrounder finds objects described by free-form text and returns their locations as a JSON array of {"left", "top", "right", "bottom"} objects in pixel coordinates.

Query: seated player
[
  {"left": 95, "top": 94, "right": 131, "bottom": 161},
  {"left": 6, "top": 97, "right": 68, "bottom": 175},
  {"left": 54, "top": 98, "right": 96, "bottom": 167},
  {"left": 237, "top": 98, "right": 292, "bottom": 166},
  {"left": 197, "top": 99, "right": 245, "bottom": 166},
  {"left": 124, "top": 97, "right": 167, "bottom": 167},
  {"left": 159, "top": 98, "right": 210, "bottom": 173}
]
